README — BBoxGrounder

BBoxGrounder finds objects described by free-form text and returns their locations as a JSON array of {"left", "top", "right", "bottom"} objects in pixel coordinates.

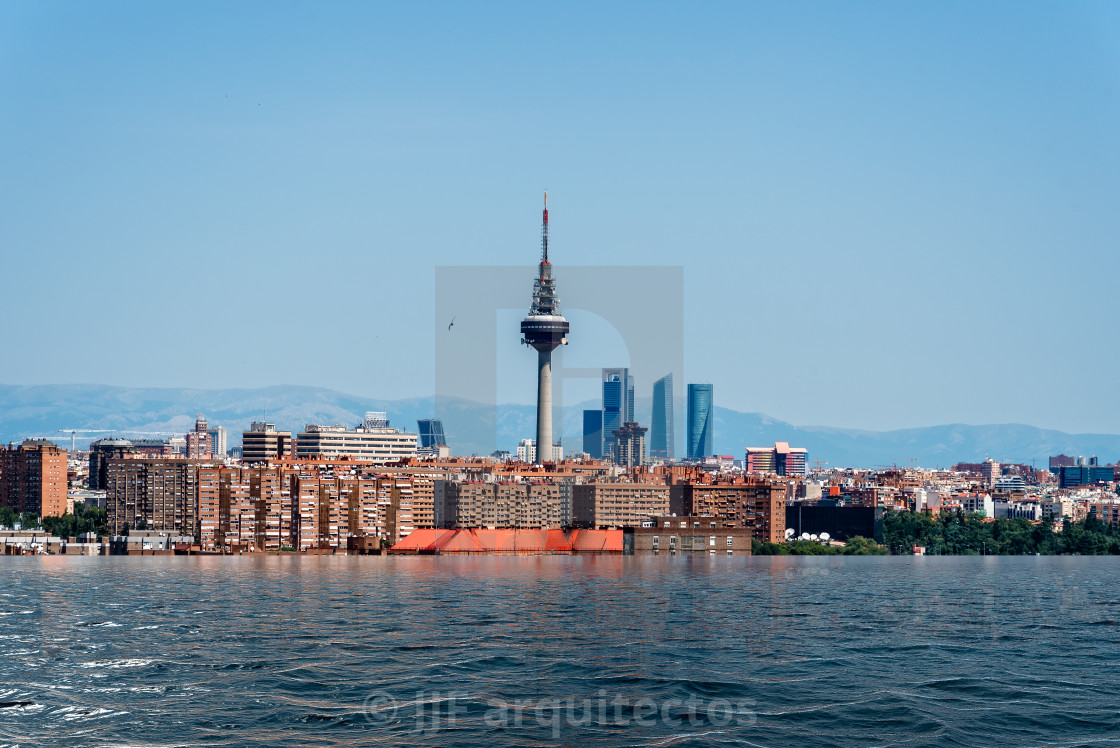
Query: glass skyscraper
[
  {"left": 649, "top": 373, "right": 674, "bottom": 459},
  {"left": 416, "top": 419, "right": 447, "bottom": 448},
  {"left": 582, "top": 409, "right": 603, "bottom": 459},
  {"left": 686, "top": 383, "right": 713, "bottom": 460}
]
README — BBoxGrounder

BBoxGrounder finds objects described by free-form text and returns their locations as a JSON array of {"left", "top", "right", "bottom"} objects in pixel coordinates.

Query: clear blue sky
[{"left": 2, "top": 1, "right": 1119, "bottom": 433}]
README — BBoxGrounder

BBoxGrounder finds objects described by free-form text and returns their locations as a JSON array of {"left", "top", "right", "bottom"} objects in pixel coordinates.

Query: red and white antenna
[{"left": 541, "top": 190, "right": 549, "bottom": 264}]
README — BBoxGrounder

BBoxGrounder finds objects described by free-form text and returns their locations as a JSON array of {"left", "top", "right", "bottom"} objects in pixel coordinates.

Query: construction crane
[{"left": 44, "top": 428, "right": 183, "bottom": 451}]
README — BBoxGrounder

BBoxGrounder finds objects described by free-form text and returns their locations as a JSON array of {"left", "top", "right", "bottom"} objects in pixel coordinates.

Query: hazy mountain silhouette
[{"left": 1, "top": 383, "right": 1116, "bottom": 468}]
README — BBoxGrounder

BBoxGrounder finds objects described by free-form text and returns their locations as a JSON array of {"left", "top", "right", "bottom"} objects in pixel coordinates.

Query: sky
[{"left": 2, "top": 1, "right": 1119, "bottom": 434}]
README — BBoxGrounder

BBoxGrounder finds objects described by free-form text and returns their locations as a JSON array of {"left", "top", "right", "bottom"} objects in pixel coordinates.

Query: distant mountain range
[{"left": 1, "top": 383, "right": 1118, "bottom": 468}]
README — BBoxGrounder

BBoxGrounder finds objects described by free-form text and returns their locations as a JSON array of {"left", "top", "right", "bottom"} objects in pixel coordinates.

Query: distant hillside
[{"left": 2, "top": 383, "right": 1118, "bottom": 468}]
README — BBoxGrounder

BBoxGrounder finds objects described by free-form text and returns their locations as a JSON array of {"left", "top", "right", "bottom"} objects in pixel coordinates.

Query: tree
[{"left": 842, "top": 536, "right": 888, "bottom": 555}]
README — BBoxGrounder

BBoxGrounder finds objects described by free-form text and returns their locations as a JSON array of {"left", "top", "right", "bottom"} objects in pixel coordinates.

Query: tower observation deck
[{"left": 520, "top": 192, "right": 569, "bottom": 463}]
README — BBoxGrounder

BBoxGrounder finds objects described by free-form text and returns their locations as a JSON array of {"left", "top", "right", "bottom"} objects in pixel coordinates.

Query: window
[
  {"left": 669, "top": 536, "right": 677, "bottom": 547},
  {"left": 709, "top": 550, "right": 716, "bottom": 556},
  {"left": 727, "top": 536, "right": 733, "bottom": 547},
  {"left": 709, "top": 536, "right": 716, "bottom": 546},
  {"left": 652, "top": 535, "right": 659, "bottom": 547},
  {"left": 727, "top": 550, "right": 733, "bottom": 556}
]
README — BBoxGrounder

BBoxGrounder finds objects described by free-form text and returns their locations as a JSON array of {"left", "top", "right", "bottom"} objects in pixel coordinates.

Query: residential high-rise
[
  {"left": 208, "top": 426, "right": 228, "bottom": 459},
  {"left": 601, "top": 367, "right": 634, "bottom": 461},
  {"left": 649, "top": 373, "right": 674, "bottom": 460},
  {"left": 612, "top": 421, "right": 647, "bottom": 469},
  {"left": 186, "top": 415, "right": 212, "bottom": 459},
  {"left": 686, "top": 383, "right": 714, "bottom": 460},
  {"left": 105, "top": 458, "right": 200, "bottom": 535},
  {"left": 0, "top": 439, "right": 68, "bottom": 518},
  {"left": 582, "top": 409, "right": 603, "bottom": 459},
  {"left": 520, "top": 192, "right": 569, "bottom": 464}
]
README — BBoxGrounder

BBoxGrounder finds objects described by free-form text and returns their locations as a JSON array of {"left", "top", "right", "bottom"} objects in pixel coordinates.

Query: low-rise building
[{"left": 623, "top": 516, "right": 754, "bottom": 555}]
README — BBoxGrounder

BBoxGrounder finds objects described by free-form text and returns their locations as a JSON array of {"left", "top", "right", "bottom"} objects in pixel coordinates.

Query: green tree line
[
  {"left": 0, "top": 503, "right": 109, "bottom": 538},
  {"left": 883, "top": 510, "right": 1120, "bottom": 555}
]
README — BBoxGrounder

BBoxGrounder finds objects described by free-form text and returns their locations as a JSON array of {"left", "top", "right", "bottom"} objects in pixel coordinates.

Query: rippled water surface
[{"left": 2, "top": 555, "right": 1119, "bottom": 747}]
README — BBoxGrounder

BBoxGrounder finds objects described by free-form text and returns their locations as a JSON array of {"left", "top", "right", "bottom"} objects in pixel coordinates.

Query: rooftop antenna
[{"left": 541, "top": 190, "right": 549, "bottom": 264}]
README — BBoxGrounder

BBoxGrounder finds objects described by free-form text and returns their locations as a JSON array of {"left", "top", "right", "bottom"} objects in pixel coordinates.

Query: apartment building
[
  {"left": 0, "top": 440, "right": 68, "bottom": 517},
  {"left": 571, "top": 481, "right": 670, "bottom": 528}
]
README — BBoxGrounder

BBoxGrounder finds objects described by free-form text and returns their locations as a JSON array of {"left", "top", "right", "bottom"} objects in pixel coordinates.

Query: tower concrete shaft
[{"left": 536, "top": 349, "right": 552, "bottom": 464}]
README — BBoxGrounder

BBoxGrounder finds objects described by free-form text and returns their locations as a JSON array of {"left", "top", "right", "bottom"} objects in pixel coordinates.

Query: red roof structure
[{"left": 390, "top": 528, "right": 622, "bottom": 555}]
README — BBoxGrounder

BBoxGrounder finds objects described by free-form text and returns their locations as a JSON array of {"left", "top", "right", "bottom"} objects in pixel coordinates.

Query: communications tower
[{"left": 520, "top": 192, "right": 569, "bottom": 463}]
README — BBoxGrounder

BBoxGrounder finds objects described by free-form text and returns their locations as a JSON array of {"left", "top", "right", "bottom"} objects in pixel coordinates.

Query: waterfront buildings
[
  {"left": 0, "top": 440, "right": 68, "bottom": 518},
  {"left": 675, "top": 477, "right": 787, "bottom": 543},
  {"left": 105, "top": 458, "right": 200, "bottom": 535},
  {"left": 572, "top": 481, "right": 670, "bottom": 528},
  {"left": 434, "top": 480, "right": 566, "bottom": 529},
  {"left": 686, "top": 383, "right": 714, "bottom": 460},
  {"left": 649, "top": 373, "right": 674, "bottom": 460},
  {"left": 623, "top": 517, "right": 754, "bottom": 555}
]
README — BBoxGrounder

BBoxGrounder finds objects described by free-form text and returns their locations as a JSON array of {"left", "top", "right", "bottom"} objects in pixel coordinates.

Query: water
[{"left": 2, "top": 556, "right": 1119, "bottom": 747}]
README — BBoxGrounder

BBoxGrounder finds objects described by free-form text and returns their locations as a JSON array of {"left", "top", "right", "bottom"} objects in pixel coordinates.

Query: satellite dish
[
  {"left": 785, "top": 528, "right": 795, "bottom": 538},
  {"left": 800, "top": 533, "right": 811, "bottom": 541},
  {"left": 820, "top": 532, "right": 831, "bottom": 541},
  {"left": 810, "top": 534, "right": 819, "bottom": 541}
]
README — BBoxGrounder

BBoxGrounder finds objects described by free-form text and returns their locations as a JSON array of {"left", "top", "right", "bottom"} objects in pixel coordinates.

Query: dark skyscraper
[
  {"left": 686, "top": 383, "right": 714, "bottom": 460},
  {"left": 582, "top": 409, "right": 603, "bottom": 459},
  {"left": 649, "top": 373, "right": 674, "bottom": 460},
  {"left": 520, "top": 192, "right": 569, "bottom": 463}
]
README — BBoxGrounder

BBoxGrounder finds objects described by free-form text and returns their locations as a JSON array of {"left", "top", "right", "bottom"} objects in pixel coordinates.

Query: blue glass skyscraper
[
  {"left": 686, "top": 383, "right": 713, "bottom": 460},
  {"left": 649, "top": 373, "right": 674, "bottom": 459},
  {"left": 601, "top": 368, "right": 633, "bottom": 461}
]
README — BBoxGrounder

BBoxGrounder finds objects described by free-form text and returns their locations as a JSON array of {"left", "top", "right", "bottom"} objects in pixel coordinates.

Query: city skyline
[{"left": 3, "top": 3, "right": 1120, "bottom": 436}]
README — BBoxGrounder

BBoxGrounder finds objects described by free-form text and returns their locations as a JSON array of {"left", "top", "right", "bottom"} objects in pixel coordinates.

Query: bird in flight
[{"left": 448, "top": 316, "right": 456, "bottom": 331}]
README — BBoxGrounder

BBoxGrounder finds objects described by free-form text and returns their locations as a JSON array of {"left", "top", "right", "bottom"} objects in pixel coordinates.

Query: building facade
[
  {"left": 295, "top": 422, "right": 417, "bottom": 464},
  {"left": 242, "top": 422, "right": 292, "bottom": 464},
  {"left": 572, "top": 482, "right": 670, "bottom": 528},
  {"left": 434, "top": 480, "right": 566, "bottom": 529},
  {"left": 623, "top": 516, "right": 754, "bottom": 555},
  {"left": 0, "top": 440, "right": 68, "bottom": 517}
]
